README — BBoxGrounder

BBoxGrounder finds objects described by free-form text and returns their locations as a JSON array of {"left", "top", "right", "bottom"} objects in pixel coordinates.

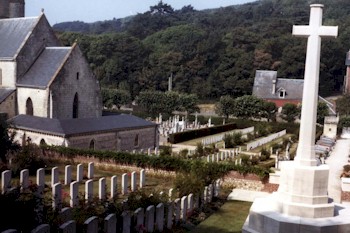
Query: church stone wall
[
  {"left": 50, "top": 45, "right": 102, "bottom": 119},
  {"left": 16, "top": 15, "right": 61, "bottom": 79},
  {"left": 11, "top": 129, "right": 66, "bottom": 146},
  {"left": 67, "top": 132, "right": 116, "bottom": 150},
  {"left": 0, "top": 61, "right": 16, "bottom": 87},
  {"left": 0, "top": 91, "right": 16, "bottom": 118},
  {"left": 117, "top": 127, "right": 158, "bottom": 151},
  {"left": 17, "top": 87, "right": 48, "bottom": 117}
]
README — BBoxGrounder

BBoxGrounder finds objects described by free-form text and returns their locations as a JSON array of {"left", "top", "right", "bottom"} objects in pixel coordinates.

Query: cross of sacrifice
[{"left": 293, "top": 4, "right": 338, "bottom": 166}]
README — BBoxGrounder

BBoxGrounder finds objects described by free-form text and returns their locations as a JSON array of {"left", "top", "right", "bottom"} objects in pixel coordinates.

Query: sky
[{"left": 25, "top": 0, "right": 256, "bottom": 24}]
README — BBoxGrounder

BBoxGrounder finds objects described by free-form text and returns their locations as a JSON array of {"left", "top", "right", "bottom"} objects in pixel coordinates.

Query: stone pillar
[
  {"left": 51, "top": 166, "right": 59, "bottom": 186},
  {"left": 84, "top": 216, "right": 98, "bottom": 233},
  {"left": 156, "top": 203, "right": 164, "bottom": 232},
  {"left": 140, "top": 169, "right": 145, "bottom": 188},
  {"left": 131, "top": 171, "right": 137, "bottom": 192},
  {"left": 111, "top": 175, "right": 117, "bottom": 199},
  {"left": 104, "top": 213, "right": 117, "bottom": 233},
  {"left": 76, "top": 164, "right": 83, "bottom": 182},
  {"left": 88, "top": 162, "right": 94, "bottom": 179},
  {"left": 52, "top": 183, "right": 62, "bottom": 210},
  {"left": 122, "top": 173, "right": 128, "bottom": 195},
  {"left": 145, "top": 205, "right": 155, "bottom": 232},
  {"left": 20, "top": 169, "right": 29, "bottom": 191},
  {"left": 85, "top": 179, "right": 93, "bottom": 203},
  {"left": 70, "top": 181, "right": 79, "bottom": 208},
  {"left": 64, "top": 165, "right": 72, "bottom": 185},
  {"left": 181, "top": 196, "right": 188, "bottom": 221},
  {"left": 99, "top": 177, "right": 106, "bottom": 201},
  {"left": 214, "top": 179, "right": 220, "bottom": 197}
]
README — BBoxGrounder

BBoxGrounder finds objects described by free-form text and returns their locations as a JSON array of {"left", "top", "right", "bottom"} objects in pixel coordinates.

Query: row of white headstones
[{"left": 1, "top": 163, "right": 221, "bottom": 233}]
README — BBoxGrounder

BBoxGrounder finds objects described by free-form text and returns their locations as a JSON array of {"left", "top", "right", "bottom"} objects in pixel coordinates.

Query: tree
[
  {"left": 215, "top": 95, "right": 235, "bottom": 119},
  {"left": 113, "top": 89, "right": 131, "bottom": 109},
  {"left": 336, "top": 95, "right": 350, "bottom": 116},
  {"left": 317, "top": 102, "right": 329, "bottom": 124},
  {"left": 0, "top": 116, "right": 19, "bottom": 163},
  {"left": 178, "top": 93, "right": 200, "bottom": 116},
  {"left": 261, "top": 101, "right": 277, "bottom": 122},
  {"left": 232, "top": 95, "right": 265, "bottom": 119},
  {"left": 281, "top": 103, "right": 300, "bottom": 122}
]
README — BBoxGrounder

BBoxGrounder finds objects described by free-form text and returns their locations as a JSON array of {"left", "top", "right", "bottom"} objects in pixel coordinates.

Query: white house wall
[
  {"left": 11, "top": 129, "right": 66, "bottom": 146},
  {"left": 17, "top": 87, "right": 49, "bottom": 117},
  {"left": 0, "top": 61, "right": 16, "bottom": 87}
]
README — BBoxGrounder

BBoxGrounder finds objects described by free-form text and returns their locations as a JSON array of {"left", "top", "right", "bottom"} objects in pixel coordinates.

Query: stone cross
[{"left": 293, "top": 4, "right": 338, "bottom": 166}]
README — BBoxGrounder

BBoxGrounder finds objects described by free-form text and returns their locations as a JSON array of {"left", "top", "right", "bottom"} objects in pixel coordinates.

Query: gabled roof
[
  {"left": 0, "top": 16, "right": 39, "bottom": 59},
  {"left": 0, "top": 88, "right": 16, "bottom": 104},
  {"left": 252, "top": 70, "right": 303, "bottom": 100},
  {"left": 17, "top": 47, "right": 72, "bottom": 89},
  {"left": 9, "top": 114, "right": 156, "bottom": 137}
]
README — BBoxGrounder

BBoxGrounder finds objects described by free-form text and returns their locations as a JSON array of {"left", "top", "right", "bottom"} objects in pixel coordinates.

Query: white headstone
[
  {"left": 188, "top": 193, "right": 194, "bottom": 212},
  {"left": 37, "top": 168, "right": 45, "bottom": 195},
  {"left": 51, "top": 166, "right": 59, "bottom": 186},
  {"left": 122, "top": 173, "right": 128, "bottom": 195},
  {"left": 131, "top": 171, "right": 136, "bottom": 192},
  {"left": 166, "top": 202, "right": 173, "bottom": 229},
  {"left": 64, "top": 165, "right": 72, "bottom": 185},
  {"left": 145, "top": 205, "right": 155, "bottom": 232},
  {"left": 122, "top": 211, "right": 131, "bottom": 233},
  {"left": 76, "top": 164, "right": 83, "bottom": 182},
  {"left": 20, "top": 169, "right": 29, "bottom": 191},
  {"left": 70, "top": 181, "right": 79, "bottom": 207},
  {"left": 134, "top": 208, "right": 144, "bottom": 232},
  {"left": 59, "top": 220, "right": 76, "bottom": 233},
  {"left": 174, "top": 198, "right": 181, "bottom": 223},
  {"left": 181, "top": 196, "right": 188, "bottom": 221},
  {"left": 104, "top": 213, "right": 117, "bottom": 233},
  {"left": 88, "top": 162, "right": 94, "bottom": 179},
  {"left": 52, "top": 183, "right": 62, "bottom": 210},
  {"left": 111, "top": 175, "right": 117, "bottom": 199},
  {"left": 99, "top": 177, "right": 106, "bottom": 201},
  {"left": 84, "top": 216, "right": 98, "bottom": 233},
  {"left": 156, "top": 203, "right": 165, "bottom": 232},
  {"left": 85, "top": 179, "right": 93, "bottom": 203},
  {"left": 31, "top": 224, "right": 50, "bottom": 233}
]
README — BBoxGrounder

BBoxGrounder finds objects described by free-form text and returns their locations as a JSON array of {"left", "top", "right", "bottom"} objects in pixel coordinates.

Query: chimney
[{"left": 272, "top": 79, "right": 276, "bottom": 95}]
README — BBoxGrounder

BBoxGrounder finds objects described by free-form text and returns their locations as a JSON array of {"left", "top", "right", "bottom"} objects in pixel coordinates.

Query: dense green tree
[
  {"left": 0, "top": 117, "right": 19, "bottom": 163},
  {"left": 215, "top": 95, "right": 235, "bottom": 119},
  {"left": 281, "top": 103, "right": 300, "bottom": 123},
  {"left": 317, "top": 102, "right": 330, "bottom": 124},
  {"left": 336, "top": 95, "right": 350, "bottom": 116},
  {"left": 232, "top": 95, "right": 265, "bottom": 119},
  {"left": 261, "top": 101, "right": 277, "bottom": 122}
]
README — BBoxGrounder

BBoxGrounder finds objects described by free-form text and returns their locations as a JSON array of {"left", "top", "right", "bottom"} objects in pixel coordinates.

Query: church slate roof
[
  {"left": 9, "top": 114, "right": 156, "bottom": 137},
  {"left": 252, "top": 70, "right": 304, "bottom": 100},
  {"left": 0, "top": 16, "right": 38, "bottom": 59},
  {"left": 17, "top": 47, "right": 71, "bottom": 88},
  {"left": 0, "top": 88, "right": 16, "bottom": 104}
]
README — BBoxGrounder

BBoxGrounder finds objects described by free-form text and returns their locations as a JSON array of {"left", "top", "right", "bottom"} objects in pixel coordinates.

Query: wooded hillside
[{"left": 54, "top": 0, "right": 350, "bottom": 100}]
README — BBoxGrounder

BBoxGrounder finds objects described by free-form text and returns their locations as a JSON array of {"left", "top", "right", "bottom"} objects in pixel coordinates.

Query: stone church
[{"left": 0, "top": 0, "right": 159, "bottom": 151}]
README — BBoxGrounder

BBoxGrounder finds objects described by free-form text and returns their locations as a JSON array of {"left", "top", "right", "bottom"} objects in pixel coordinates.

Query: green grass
[{"left": 190, "top": 201, "right": 252, "bottom": 233}]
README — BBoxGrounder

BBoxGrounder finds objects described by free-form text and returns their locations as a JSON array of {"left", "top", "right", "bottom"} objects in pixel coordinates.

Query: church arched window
[
  {"left": 89, "top": 139, "right": 95, "bottom": 150},
  {"left": 73, "top": 93, "right": 79, "bottom": 118},
  {"left": 26, "top": 97, "right": 33, "bottom": 116}
]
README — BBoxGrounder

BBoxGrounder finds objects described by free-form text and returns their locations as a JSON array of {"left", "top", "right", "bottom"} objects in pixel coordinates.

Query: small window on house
[
  {"left": 0, "top": 68, "right": 2, "bottom": 86},
  {"left": 73, "top": 93, "right": 79, "bottom": 118},
  {"left": 279, "top": 90, "right": 286, "bottom": 98},
  {"left": 89, "top": 139, "right": 95, "bottom": 150},
  {"left": 134, "top": 134, "right": 139, "bottom": 147},
  {"left": 329, "top": 128, "right": 332, "bottom": 131},
  {"left": 26, "top": 98, "right": 33, "bottom": 116},
  {"left": 76, "top": 72, "right": 80, "bottom": 80}
]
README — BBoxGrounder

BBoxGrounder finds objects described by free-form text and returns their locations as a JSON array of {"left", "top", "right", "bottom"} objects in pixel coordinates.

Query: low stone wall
[{"left": 222, "top": 171, "right": 264, "bottom": 191}]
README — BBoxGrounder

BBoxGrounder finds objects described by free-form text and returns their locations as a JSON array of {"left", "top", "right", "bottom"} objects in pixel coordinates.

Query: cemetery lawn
[{"left": 190, "top": 200, "right": 252, "bottom": 233}]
